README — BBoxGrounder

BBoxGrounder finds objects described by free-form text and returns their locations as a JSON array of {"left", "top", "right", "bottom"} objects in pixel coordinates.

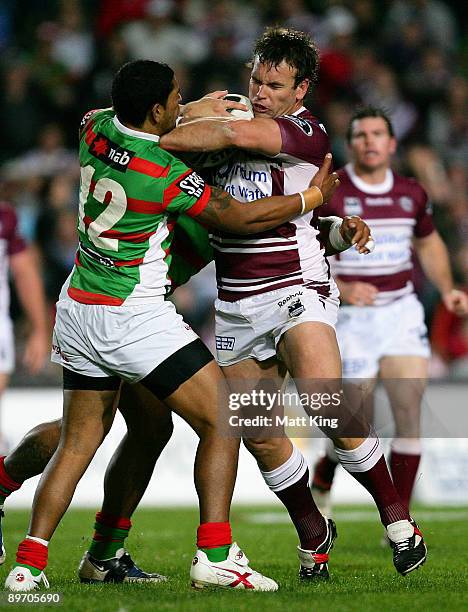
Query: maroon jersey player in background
[{"left": 311, "top": 107, "right": 468, "bottom": 521}]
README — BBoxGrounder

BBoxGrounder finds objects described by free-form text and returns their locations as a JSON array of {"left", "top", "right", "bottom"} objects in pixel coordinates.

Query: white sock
[
  {"left": 26, "top": 535, "right": 49, "bottom": 547},
  {"left": 260, "top": 445, "right": 307, "bottom": 492},
  {"left": 325, "top": 438, "right": 339, "bottom": 463},
  {"left": 334, "top": 436, "right": 383, "bottom": 473},
  {"left": 391, "top": 438, "right": 422, "bottom": 455}
]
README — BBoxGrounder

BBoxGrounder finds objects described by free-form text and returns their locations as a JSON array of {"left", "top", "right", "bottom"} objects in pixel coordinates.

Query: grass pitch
[{"left": 1, "top": 505, "right": 467, "bottom": 611}]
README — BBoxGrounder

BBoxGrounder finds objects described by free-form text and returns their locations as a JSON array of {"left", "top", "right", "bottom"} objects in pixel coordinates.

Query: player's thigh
[
  {"left": 277, "top": 321, "right": 342, "bottom": 379},
  {"left": 161, "top": 359, "right": 233, "bottom": 435},
  {"left": 119, "top": 382, "right": 173, "bottom": 439}
]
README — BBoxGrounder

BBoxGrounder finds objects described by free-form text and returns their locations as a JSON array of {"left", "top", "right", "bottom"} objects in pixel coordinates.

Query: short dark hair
[
  {"left": 346, "top": 106, "right": 395, "bottom": 142},
  {"left": 111, "top": 60, "right": 175, "bottom": 127},
  {"left": 252, "top": 27, "right": 319, "bottom": 87}
]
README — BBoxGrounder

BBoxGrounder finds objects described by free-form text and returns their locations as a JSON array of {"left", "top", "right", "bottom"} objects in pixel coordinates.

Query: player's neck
[
  {"left": 125, "top": 120, "right": 162, "bottom": 137},
  {"left": 352, "top": 163, "right": 389, "bottom": 185}
]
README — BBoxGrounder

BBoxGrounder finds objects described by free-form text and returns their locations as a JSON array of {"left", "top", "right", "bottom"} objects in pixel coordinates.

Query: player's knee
[
  {"left": 23, "top": 419, "right": 62, "bottom": 457},
  {"left": 242, "top": 436, "right": 282, "bottom": 458}
]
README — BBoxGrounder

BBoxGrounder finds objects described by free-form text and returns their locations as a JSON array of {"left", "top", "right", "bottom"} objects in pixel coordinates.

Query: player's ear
[
  {"left": 296, "top": 79, "right": 310, "bottom": 102},
  {"left": 150, "top": 103, "right": 162, "bottom": 125},
  {"left": 389, "top": 136, "right": 397, "bottom": 155}
]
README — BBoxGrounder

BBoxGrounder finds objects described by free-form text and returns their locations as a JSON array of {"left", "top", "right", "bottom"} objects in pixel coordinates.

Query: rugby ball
[{"left": 223, "top": 93, "right": 254, "bottom": 120}]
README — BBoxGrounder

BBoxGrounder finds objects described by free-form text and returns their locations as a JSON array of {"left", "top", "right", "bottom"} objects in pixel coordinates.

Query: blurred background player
[
  {"left": 0, "top": 200, "right": 48, "bottom": 560},
  {"left": 311, "top": 106, "right": 468, "bottom": 519},
  {"left": 162, "top": 26, "right": 427, "bottom": 578},
  {"left": 0, "top": 203, "right": 48, "bottom": 450}
]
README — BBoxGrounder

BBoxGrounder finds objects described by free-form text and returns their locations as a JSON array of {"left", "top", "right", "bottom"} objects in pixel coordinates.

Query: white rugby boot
[{"left": 190, "top": 542, "right": 278, "bottom": 591}]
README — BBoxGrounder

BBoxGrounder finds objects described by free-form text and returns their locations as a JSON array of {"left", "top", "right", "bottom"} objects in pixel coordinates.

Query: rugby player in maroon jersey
[{"left": 311, "top": 107, "right": 468, "bottom": 522}]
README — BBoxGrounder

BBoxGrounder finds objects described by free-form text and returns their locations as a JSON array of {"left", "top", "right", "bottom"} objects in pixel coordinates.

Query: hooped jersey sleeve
[{"left": 163, "top": 158, "right": 212, "bottom": 218}]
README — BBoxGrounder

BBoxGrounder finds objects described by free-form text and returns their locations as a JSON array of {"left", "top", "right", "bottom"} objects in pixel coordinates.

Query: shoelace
[
  {"left": 394, "top": 538, "right": 411, "bottom": 553},
  {"left": 41, "top": 573, "right": 50, "bottom": 589}
]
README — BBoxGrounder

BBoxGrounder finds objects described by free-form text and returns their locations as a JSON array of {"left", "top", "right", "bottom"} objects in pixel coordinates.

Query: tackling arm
[
  {"left": 160, "top": 116, "right": 282, "bottom": 156},
  {"left": 196, "top": 155, "right": 339, "bottom": 234}
]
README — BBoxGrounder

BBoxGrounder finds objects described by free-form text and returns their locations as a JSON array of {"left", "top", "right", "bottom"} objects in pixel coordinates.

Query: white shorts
[
  {"left": 51, "top": 296, "right": 198, "bottom": 383},
  {"left": 215, "top": 284, "right": 340, "bottom": 366},
  {"left": 337, "top": 293, "right": 430, "bottom": 378},
  {"left": 0, "top": 318, "right": 14, "bottom": 374}
]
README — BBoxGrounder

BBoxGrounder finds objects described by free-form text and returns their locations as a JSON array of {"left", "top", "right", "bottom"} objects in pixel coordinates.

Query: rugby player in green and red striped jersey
[{"left": 5, "top": 60, "right": 339, "bottom": 593}]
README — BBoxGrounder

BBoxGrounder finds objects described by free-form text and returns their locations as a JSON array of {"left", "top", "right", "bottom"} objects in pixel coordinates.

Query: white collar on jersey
[
  {"left": 345, "top": 163, "right": 394, "bottom": 194},
  {"left": 293, "top": 106, "right": 307, "bottom": 116},
  {"left": 113, "top": 115, "right": 161, "bottom": 143}
]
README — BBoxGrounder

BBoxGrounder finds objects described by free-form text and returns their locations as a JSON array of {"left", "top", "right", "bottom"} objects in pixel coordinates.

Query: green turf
[{"left": 1, "top": 506, "right": 467, "bottom": 611}]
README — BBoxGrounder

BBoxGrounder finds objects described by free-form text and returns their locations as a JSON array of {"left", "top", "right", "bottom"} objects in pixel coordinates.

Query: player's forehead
[
  {"left": 251, "top": 57, "right": 297, "bottom": 85},
  {"left": 350, "top": 116, "right": 391, "bottom": 136}
]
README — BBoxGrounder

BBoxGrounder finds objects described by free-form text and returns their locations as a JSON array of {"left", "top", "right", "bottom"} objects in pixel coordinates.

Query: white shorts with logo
[
  {"left": 215, "top": 284, "right": 340, "bottom": 366},
  {"left": 337, "top": 293, "right": 430, "bottom": 378},
  {"left": 0, "top": 317, "right": 14, "bottom": 374},
  {"left": 51, "top": 295, "right": 198, "bottom": 383}
]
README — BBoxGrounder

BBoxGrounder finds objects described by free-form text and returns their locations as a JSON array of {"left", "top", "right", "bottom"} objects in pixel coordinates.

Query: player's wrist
[
  {"left": 299, "top": 186, "right": 323, "bottom": 214},
  {"left": 329, "top": 218, "right": 350, "bottom": 252}
]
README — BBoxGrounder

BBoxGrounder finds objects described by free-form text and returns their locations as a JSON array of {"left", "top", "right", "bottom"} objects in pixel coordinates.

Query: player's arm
[
  {"left": 197, "top": 154, "right": 339, "bottom": 234},
  {"left": 179, "top": 91, "right": 248, "bottom": 122},
  {"left": 319, "top": 216, "right": 374, "bottom": 256},
  {"left": 414, "top": 230, "right": 468, "bottom": 316},
  {"left": 10, "top": 246, "right": 49, "bottom": 374},
  {"left": 160, "top": 116, "right": 282, "bottom": 156}
]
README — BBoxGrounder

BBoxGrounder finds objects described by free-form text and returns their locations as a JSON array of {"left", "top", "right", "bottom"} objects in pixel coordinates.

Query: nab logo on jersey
[
  {"left": 177, "top": 172, "right": 206, "bottom": 198},
  {"left": 89, "top": 132, "right": 134, "bottom": 172}
]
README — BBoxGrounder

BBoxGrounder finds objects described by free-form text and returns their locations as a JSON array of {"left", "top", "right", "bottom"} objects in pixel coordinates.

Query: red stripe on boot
[
  {"left": 95, "top": 512, "right": 131, "bottom": 531},
  {"left": 0, "top": 457, "right": 23, "bottom": 493},
  {"left": 197, "top": 522, "right": 232, "bottom": 549},
  {"left": 16, "top": 539, "right": 48, "bottom": 571}
]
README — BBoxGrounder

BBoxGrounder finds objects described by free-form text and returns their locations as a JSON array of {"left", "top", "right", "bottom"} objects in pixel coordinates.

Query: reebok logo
[
  {"left": 89, "top": 132, "right": 134, "bottom": 172},
  {"left": 277, "top": 291, "right": 303, "bottom": 308}
]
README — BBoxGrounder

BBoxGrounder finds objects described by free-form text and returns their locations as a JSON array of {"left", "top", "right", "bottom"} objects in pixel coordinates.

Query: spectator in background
[
  {"left": 189, "top": 31, "right": 244, "bottom": 100},
  {"left": 49, "top": 0, "right": 94, "bottom": 79},
  {"left": 0, "top": 201, "right": 48, "bottom": 453},
  {"left": 82, "top": 30, "right": 131, "bottom": 109},
  {"left": 360, "top": 64, "right": 418, "bottom": 141},
  {"left": 121, "top": 0, "right": 206, "bottom": 68},
  {"left": 0, "top": 62, "right": 44, "bottom": 159},
  {"left": 35, "top": 176, "right": 78, "bottom": 306},
  {"left": 2, "top": 123, "right": 78, "bottom": 183},
  {"left": 385, "top": 0, "right": 457, "bottom": 53}
]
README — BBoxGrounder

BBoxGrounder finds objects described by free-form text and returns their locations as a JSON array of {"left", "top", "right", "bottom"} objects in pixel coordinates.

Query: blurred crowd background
[{"left": 1, "top": 0, "right": 467, "bottom": 385}]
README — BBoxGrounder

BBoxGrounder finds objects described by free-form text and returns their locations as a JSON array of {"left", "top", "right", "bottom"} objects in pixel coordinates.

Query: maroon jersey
[
  {"left": 211, "top": 107, "right": 333, "bottom": 301},
  {"left": 326, "top": 164, "right": 434, "bottom": 305},
  {"left": 0, "top": 202, "right": 27, "bottom": 316}
]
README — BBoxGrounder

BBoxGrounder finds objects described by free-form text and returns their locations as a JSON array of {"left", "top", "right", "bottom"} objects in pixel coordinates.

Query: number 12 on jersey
[{"left": 78, "top": 165, "right": 128, "bottom": 251}]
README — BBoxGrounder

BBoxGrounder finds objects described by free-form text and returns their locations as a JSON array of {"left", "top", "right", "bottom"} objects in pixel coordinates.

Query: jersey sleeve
[
  {"left": 2, "top": 204, "right": 27, "bottom": 256},
  {"left": 274, "top": 115, "right": 330, "bottom": 164},
  {"left": 163, "top": 158, "right": 212, "bottom": 218},
  {"left": 413, "top": 183, "right": 435, "bottom": 238},
  {"left": 79, "top": 108, "right": 111, "bottom": 140}
]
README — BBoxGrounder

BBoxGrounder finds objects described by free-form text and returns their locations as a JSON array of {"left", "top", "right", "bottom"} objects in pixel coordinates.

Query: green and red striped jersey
[{"left": 69, "top": 108, "right": 212, "bottom": 305}]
